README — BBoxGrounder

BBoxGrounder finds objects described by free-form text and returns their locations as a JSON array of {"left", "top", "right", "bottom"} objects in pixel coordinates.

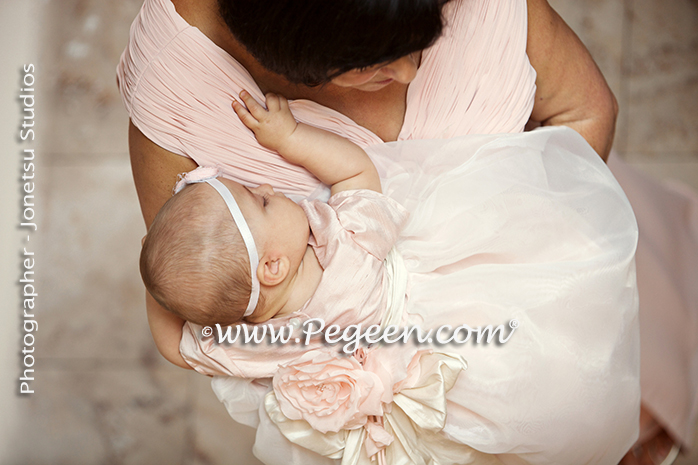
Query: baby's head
[
  {"left": 140, "top": 179, "right": 263, "bottom": 326},
  {"left": 141, "top": 168, "right": 311, "bottom": 326}
]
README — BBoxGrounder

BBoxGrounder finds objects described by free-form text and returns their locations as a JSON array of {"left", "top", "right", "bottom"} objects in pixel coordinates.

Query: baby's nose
[{"left": 256, "top": 183, "right": 275, "bottom": 195}]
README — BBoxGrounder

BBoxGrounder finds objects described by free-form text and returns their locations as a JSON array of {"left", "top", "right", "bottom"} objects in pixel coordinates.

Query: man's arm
[{"left": 526, "top": 0, "right": 618, "bottom": 161}]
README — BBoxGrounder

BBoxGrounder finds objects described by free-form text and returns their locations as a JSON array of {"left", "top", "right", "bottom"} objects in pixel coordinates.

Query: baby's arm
[{"left": 233, "top": 91, "right": 381, "bottom": 195}]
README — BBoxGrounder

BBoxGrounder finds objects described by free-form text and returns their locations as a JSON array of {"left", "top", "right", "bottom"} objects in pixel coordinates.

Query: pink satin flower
[{"left": 272, "top": 350, "right": 385, "bottom": 434}]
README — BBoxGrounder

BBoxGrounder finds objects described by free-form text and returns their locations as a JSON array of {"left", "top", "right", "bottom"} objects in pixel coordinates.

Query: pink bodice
[
  {"left": 180, "top": 190, "right": 409, "bottom": 379},
  {"left": 117, "top": 0, "right": 536, "bottom": 199}
]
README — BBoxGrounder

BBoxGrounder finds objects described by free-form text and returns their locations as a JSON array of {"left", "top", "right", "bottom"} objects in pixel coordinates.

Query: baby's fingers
[
  {"left": 265, "top": 93, "right": 287, "bottom": 112},
  {"left": 232, "top": 98, "right": 259, "bottom": 130},
  {"left": 239, "top": 90, "right": 268, "bottom": 120}
]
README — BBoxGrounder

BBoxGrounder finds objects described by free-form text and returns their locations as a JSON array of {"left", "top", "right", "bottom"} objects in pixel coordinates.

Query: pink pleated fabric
[{"left": 116, "top": 0, "right": 535, "bottom": 199}]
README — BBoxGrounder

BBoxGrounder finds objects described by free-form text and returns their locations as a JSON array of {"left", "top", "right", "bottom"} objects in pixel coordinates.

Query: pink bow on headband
[{"left": 173, "top": 166, "right": 222, "bottom": 195}]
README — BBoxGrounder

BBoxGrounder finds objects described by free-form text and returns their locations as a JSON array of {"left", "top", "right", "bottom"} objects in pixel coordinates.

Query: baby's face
[{"left": 219, "top": 178, "right": 310, "bottom": 272}]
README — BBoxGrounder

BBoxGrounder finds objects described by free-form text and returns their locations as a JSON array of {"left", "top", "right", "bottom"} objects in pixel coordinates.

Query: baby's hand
[{"left": 233, "top": 90, "right": 297, "bottom": 153}]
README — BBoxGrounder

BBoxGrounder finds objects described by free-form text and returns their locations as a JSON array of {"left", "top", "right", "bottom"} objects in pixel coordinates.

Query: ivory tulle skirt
[{"left": 213, "top": 127, "right": 645, "bottom": 464}]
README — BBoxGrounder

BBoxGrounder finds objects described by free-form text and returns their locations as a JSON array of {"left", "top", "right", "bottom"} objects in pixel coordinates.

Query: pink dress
[
  {"left": 116, "top": 0, "right": 535, "bottom": 199},
  {"left": 117, "top": 0, "right": 698, "bottom": 456},
  {"left": 178, "top": 128, "right": 642, "bottom": 465}
]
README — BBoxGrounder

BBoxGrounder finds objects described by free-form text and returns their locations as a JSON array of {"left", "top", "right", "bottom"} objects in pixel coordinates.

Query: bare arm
[
  {"left": 232, "top": 91, "right": 382, "bottom": 195},
  {"left": 146, "top": 292, "right": 190, "bottom": 369},
  {"left": 130, "top": 121, "right": 195, "bottom": 370},
  {"left": 526, "top": 0, "right": 618, "bottom": 161}
]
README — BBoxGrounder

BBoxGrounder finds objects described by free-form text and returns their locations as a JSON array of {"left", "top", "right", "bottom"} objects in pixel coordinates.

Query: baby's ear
[{"left": 257, "top": 255, "right": 290, "bottom": 287}]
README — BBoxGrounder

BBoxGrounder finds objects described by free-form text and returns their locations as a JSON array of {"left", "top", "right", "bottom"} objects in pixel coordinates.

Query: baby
[
  {"left": 140, "top": 91, "right": 641, "bottom": 464},
  {"left": 141, "top": 90, "right": 385, "bottom": 328}
]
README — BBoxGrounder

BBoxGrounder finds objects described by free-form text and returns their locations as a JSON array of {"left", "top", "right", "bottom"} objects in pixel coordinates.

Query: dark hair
[{"left": 218, "top": 0, "right": 450, "bottom": 86}]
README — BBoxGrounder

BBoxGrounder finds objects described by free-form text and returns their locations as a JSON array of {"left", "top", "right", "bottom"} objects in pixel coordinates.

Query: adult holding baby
[{"left": 117, "top": 0, "right": 697, "bottom": 463}]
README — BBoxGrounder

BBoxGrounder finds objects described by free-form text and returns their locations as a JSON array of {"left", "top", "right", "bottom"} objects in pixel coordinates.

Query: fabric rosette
[
  {"left": 272, "top": 350, "right": 386, "bottom": 434},
  {"left": 265, "top": 347, "right": 497, "bottom": 465}
]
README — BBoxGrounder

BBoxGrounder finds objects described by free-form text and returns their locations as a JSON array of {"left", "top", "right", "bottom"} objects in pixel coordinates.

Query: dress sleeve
[
  {"left": 303, "top": 190, "right": 409, "bottom": 267},
  {"left": 179, "top": 321, "right": 243, "bottom": 377},
  {"left": 116, "top": 0, "right": 322, "bottom": 198},
  {"left": 180, "top": 318, "right": 326, "bottom": 379}
]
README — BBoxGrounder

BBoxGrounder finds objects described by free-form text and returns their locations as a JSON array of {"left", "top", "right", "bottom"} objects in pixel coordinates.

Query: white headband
[{"left": 174, "top": 167, "right": 260, "bottom": 318}]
